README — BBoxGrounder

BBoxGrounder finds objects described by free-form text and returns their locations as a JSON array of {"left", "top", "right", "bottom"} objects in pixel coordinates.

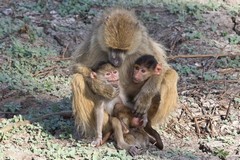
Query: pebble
[{"left": 2, "top": 8, "right": 13, "bottom": 15}]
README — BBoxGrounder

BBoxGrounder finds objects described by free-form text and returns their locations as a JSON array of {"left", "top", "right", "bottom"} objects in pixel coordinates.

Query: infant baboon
[{"left": 73, "top": 62, "right": 120, "bottom": 147}]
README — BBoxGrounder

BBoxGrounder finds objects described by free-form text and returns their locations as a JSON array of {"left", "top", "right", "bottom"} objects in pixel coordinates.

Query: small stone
[
  {"left": 50, "top": 10, "right": 57, "bottom": 15},
  {"left": 2, "top": 8, "right": 13, "bottom": 15}
]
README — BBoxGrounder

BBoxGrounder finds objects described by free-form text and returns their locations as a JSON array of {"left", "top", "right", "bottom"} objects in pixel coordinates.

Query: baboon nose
[{"left": 113, "top": 60, "right": 121, "bottom": 67}]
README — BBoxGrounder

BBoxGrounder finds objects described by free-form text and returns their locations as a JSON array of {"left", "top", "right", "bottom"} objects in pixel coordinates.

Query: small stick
[
  {"left": 225, "top": 99, "right": 234, "bottom": 120},
  {"left": 61, "top": 43, "right": 69, "bottom": 58},
  {"left": 32, "top": 65, "right": 58, "bottom": 77},
  {"left": 168, "top": 53, "right": 239, "bottom": 60},
  {"left": 194, "top": 117, "right": 201, "bottom": 137}
]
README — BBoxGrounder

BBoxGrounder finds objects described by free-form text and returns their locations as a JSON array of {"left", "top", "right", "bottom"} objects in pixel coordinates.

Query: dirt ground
[{"left": 0, "top": 0, "right": 239, "bottom": 160}]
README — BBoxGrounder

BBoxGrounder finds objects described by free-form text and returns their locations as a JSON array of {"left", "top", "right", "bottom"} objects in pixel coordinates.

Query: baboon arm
[
  {"left": 87, "top": 78, "right": 119, "bottom": 99},
  {"left": 72, "top": 63, "right": 91, "bottom": 76},
  {"left": 134, "top": 68, "right": 179, "bottom": 120},
  {"left": 71, "top": 74, "right": 111, "bottom": 137},
  {"left": 133, "top": 75, "right": 161, "bottom": 117},
  {"left": 111, "top": 117, "right": 131, "bottom": 150},
  {"left": 71, "top": 74, "right": 95, "bottom": 137}
]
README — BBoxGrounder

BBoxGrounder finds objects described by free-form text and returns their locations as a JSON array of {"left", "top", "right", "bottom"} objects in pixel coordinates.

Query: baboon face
[
  {"left": 108, "top": 49, "right": 126, "bottom": 67},
  {"left": 102, "top": 10, "right": 142, "bottom": 67}
]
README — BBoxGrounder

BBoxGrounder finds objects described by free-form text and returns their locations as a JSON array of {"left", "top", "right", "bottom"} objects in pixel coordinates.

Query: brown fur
[
  {"left": 71, "top": 8, "right": 179, "bottom": 137},
  {"left": 72, "top": 64, "right": 119, "bottom": 101},
  {"left": 112, "top": 103, "right": 163, "bottom": 151},
  {"left": 103, "top": 9, "right": 142, "bottom": 51},
  {"left": 71, "top": 74, "right": 111, "bottom": 138}
]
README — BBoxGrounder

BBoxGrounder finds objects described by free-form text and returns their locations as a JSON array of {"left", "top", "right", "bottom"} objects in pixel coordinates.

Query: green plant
[
  {"left": 234, "top": 97, "right": 240, "bottom": 104},
  {"left": 163, "top": 0, "right": 224, "bottom": 23},
  {"left": 57, "top": 0, "right": 95, "bottom": 16},
  {"left": 2, "top": 102, "right": 22, "bottom": 113},
  {"left": 0, "top": 38, "right": 70, "bottom": 97},
  {"left": 205, "top": 0, "right": 222, "bottom": 11},
  {"left": 164, "top": 1, "right": 203, "bottom": 15},
  {"left": 216, "top": 56, "right": 240, "bottom": 68},
  {"left": 228, "top": 35, "right": 240, "bottom": 44},
  {"left": 221, "top": 31, "right": 228, "bottom": 37},
  {"left": 213, "top": 148, "right": 229, "bottom": 160},
  {"left": 186, "top": 30, "right": 202, "bottom": 40},
  {"left": 224, "top": 4, "right": 240, "bottom": 16},
  {"left": 172, "top": 63, "right": 200, "bottom": 76},
  {"left": 0, "top": 17, "right": 24, "bottom": 38},
  {"left": 140, "top": 11, "right": 159, "bottom": 22},
  {"left": 203, "top": 72, "right": 220, "bottom": 81}
]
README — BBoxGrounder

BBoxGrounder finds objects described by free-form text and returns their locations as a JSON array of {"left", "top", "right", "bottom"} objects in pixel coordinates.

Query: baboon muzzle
[{"left": 109, "top": 50, "right": 124, "bottom": 67}]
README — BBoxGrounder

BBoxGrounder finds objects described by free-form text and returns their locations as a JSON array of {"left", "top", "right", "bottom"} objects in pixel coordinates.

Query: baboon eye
[
  {"left": 106, "top": 72, "right": 111, "bottom": 76},
  {"left": 135, "top": 66, "right": 140, "bottom": 70},
  {"left": 113, "top": 70, "right": 118, "bottom": 74},
  {"left": 141, "top": 69, "right": 146, "bottom": 73}
]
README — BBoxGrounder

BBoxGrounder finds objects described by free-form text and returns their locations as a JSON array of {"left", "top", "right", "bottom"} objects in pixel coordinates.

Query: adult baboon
[{"left": 71, "top": 8, "right": 179, "bottom": 138}]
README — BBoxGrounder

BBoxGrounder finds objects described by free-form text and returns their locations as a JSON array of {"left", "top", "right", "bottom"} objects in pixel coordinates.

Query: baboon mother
[{"left": 71, "top": 8, "right": 179, "bottom": 138}]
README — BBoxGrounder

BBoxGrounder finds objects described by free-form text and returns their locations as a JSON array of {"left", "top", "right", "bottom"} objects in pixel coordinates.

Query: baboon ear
[
  {"left": 154, "top": 64, "right": 162, "bottom": 75},
  {"left": 90, "top": 72, "right": 97, "bottom": 79}
]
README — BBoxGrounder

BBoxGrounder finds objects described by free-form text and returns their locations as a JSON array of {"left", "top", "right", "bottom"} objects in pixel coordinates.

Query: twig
[
  {"left": 225, "top": 92, "right": 240, "bottom": 119},
  {"left": 167, "top": 125, "right": 185, "bottom": 138},
  {"left": 0, "top": 111, "right": 72, "bottom": 133},
  {"left": 32, "top": 65, "right": 58, "bottom": 77},
  {"left": 48, "top": 56, "right": 72, "bottom": 62},
  {"left": 193, "top": 115, "right": 219, "bottom": 121},
  {"left": 205, "top": 56, "right": 219, "bottom": 73},
  {"left": 225, "top": 99, "right": 234, "bottom": 120},
  {"left": 194, "top": 117, "right": 201, "bottom": 138},
  {"left": 178, "top": 107, "right": 185, "bottom": 121},
  {"left": 61, "top": 43, "right": 69, "bottom": 58},
  {"left": 179, "top": 79, "right": 239, "bottom": 92},
  {"left": 206, "top": 79, "right": 239, "bottom": 84},
  {"left": 182, "top": 104, "right": 194, "bottom": 119},
  {"left": 168, "top": 53, "right": 239, "bottom": 60}
]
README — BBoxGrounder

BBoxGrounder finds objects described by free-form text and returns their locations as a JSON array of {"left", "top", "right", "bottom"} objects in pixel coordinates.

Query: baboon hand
[
  {"left": 91, "top": 137, "right": 102, "bottom": 147},
  {"left": 88, "top": 78, "right": 119, "bottom": 99},
  {"left": 103, "top": 84, "right": 119, "bottom": 99},
  {"left": 128, "top": 145, "right": 143, "bottom": 156},
  {"left": 133, "top": 94, "right": 151, "bottom": 118}
]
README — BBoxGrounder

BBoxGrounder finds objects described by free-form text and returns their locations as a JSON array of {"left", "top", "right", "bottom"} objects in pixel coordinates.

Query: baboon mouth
[
  {"left": 133, "top": 79, "right": 140, "bottom": 84},
  {"left": 108, "top": 80, "right": 119, "bottom": 85}
]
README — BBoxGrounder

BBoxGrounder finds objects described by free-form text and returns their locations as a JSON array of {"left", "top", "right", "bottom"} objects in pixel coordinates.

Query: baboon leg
[
  {"left": 151, "top": 68, "right": 179, "bottom": 124},
  {"left": 111, "top": 117, "right": 131, "bottom": 150}
]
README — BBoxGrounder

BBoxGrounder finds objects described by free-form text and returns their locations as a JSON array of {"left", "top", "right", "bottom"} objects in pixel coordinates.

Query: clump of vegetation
[
  {"left": 57, "top": 0, "right": 96, "bottom": 16},
  {"left": 213, "top": 148, "right": 229, "bottom": 160},
  {"left": 216, "top": 56, "right": 240, "bottom": 68},
  {"left": 0, "top": 37, "right": 70, "bottom": 97}
]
